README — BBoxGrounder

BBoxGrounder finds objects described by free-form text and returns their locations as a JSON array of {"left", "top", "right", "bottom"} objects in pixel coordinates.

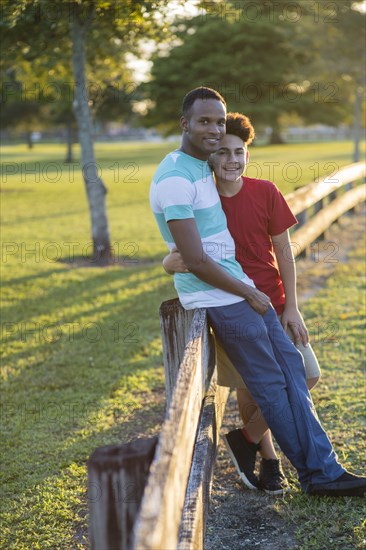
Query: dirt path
[{"left": 204, "top": 210, "right": 365, "bottom": 550}]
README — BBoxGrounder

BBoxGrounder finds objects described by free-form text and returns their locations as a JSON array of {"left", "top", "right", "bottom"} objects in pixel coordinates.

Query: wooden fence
[
  {"left": 286, "top": 161, "right": 365, "bottom": 255},
  {"left": 88, "top": 162, "right": 365, "bottom": 550}
]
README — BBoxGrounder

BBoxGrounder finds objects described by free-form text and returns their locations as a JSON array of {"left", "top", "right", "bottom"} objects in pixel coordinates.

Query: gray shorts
[{"left": 216, "top": 314, "right": 321, "bottom": 388}]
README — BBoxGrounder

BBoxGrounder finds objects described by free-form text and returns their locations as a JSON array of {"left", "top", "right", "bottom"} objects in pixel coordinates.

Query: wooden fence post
[
  {"left": 178, "top": 377, "right": 229, "bottom": 550},
  {"left": 88, "top": 437, "right": 157, "bottom": 550},
  {"left": 295, "top": 209, "right": 308, "bottom": 258},
  {"left": 345, "top": 181, "right": 356, "bottom": 214},
  {"left": 132, "top": 309, "right": 217, "bottom": 550},
  {"left": 159, "top": 298, "right": 195, "bottom": 407},
  {"left": 313, "top": 198, "right": 325, "bottom": 240}
]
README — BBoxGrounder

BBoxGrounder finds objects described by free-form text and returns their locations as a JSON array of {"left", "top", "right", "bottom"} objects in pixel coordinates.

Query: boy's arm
[
  {"left": 162, "top": 249, "right": 188, "bottom": 275},
  {"left": 168, "top": 218, "right": 271, "bottom": 315},
  {"left": 272, "top": 229, "right": 309, "bottom": 346}
]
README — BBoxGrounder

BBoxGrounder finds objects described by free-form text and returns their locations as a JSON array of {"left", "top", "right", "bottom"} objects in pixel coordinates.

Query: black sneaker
[
  {"left": 258, "top": 458, "right": 290, "bottom": 496},
  {"left": 223, "top": 429, "right": 260, "bottom": 490},
  {"left": 306, "top": 471, "right": 366, "bottom": 497}
]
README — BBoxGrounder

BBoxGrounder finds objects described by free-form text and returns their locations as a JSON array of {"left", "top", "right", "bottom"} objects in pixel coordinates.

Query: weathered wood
[
  {"left": 159, "top": 299, "right": 195, "bottom": 407},
  {"left": 291, "top": 185, "right": 366, "bottom": 256},
  {"left": 132, "top": 309, "right": 213, "bottom": 550},
  {"left": 178, "top": 374, "right": 229, "bottom": 550},
  {"left": 160, "top": 299, "right": 216, "bottom": 408},
  {"left": 286, "top": 162, "right": 366, "bottom": 216},
  {"left": 87, "top": 437, "right": 157, "bottom": 550}
]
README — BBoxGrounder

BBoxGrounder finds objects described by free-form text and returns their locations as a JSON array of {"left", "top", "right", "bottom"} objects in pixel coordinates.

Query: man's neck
[{"left": 179, "top": 141, "right": 210, "bottom": 161}]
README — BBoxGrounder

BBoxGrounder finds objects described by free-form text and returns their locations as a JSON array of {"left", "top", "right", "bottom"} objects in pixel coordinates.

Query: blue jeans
[{"left": 207, "top": 301, "right": 344, "bottom": 489}]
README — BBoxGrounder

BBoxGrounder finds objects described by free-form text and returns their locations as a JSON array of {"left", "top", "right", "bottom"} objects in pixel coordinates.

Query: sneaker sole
[
  {"left": 308, "top": 487, "right": 366, "bottom": 497},
  {"left": 223, "top": 435, "right": 258, "bottom": 490},
  {"left": 261, "top": 485, "right": 291, "bottom": 496}
]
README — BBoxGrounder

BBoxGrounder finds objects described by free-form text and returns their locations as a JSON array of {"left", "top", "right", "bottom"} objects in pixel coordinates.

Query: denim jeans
[{"left": 207, "top": 301, "right": 344, "bottom": 489}]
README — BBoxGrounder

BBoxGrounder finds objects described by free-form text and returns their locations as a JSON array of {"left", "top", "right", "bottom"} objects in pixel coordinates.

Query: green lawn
[
  {"left": 1, "top": 140, "right": 365, "bottom": 548},
  {"left": 278, "top": 241, "right": 366, "bottom": 549}
]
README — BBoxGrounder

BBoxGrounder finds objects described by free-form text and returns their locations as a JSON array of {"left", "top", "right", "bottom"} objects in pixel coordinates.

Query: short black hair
[
  {"left": 226, "top": 112, "right": 255, "bottom": 145},
  {"left": 182, "top": 87, "right": 226, "bottom": 117}
]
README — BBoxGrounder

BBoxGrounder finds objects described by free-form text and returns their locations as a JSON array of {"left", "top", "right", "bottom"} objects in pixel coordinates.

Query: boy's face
[
  {"left": 180, "top": 98, "right": 226, "bottom": 160},
  {"left": 210, "top": 134, "right": 248, "bottom": 184}
]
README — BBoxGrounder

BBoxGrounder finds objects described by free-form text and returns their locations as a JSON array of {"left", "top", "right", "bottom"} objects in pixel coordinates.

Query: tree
[
  {"left": 294, "top": 0, "right": 365, "bottom": 160},
  {"left": 143, "top": 0, "right": 365, "bottom": 145},
  {"left": 143, "top": 2, "right": 310, "bottom": 142},
  {"left": 0, "top": 68, "right": 78, "bottom": 157},
  {"left": 1, "top": 0, "right": 175, "bottom": 263},
  {"left": 0, "top": 74, "right": 44, "bottom": 147}
]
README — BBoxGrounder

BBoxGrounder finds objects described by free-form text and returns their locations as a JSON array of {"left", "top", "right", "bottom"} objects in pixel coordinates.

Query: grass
[
  {"left": 1, "top": 140, "right": 365, "bottom": 548},
  {"left": 276, "top": 242, "right": 366, "bottom": 549}
]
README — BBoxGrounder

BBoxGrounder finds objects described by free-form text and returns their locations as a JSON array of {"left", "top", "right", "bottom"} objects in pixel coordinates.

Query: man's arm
[
  {"left": 272, "top": 229, "right": 309, "bottom": 345},
  {"left": 168, "top": 218, "right": 270, "bottom": 315}
]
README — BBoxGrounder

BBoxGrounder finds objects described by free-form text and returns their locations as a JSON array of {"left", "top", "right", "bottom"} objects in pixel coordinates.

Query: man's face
[
  {"left": 180, "top": 98, "right": 226, "bottom": 160},
  {"left": 209, "top": 134, "right": 248, "bottom": 184}
]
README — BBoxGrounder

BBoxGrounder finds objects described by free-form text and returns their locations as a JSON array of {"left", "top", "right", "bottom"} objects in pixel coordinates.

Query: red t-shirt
[{"left": 220, "top": 176, "right": 297, "bottom": 314}]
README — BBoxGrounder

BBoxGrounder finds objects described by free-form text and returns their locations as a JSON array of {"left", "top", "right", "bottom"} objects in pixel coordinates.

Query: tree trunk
[
  {"left": 70, "top": 4, "right": 111, "bottom": 265},
  {"left": 65, "top": 113, "right": 74, "bottom": 163},
  {"left": 26, "top": 130, "right": 33, "bottom": 149},
  {"left": 269, "top": 122, "right": 285, "bottom": 145}
]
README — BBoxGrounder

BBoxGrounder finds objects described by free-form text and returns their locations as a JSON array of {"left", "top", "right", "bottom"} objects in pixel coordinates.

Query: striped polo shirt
[{"left": 150, "top": 150, "right": 255, "bottom": 309}]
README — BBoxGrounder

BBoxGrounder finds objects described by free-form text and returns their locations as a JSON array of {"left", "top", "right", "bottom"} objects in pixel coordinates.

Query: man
[
  {"left": 163, "top": 112, "right": 322, "bottom": 495},
  {"left": 150, "top": 86, "right": 366, "bottom": 496}
]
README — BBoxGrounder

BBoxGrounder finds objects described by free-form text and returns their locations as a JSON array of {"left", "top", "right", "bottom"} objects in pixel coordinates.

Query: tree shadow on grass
[
  {"left": 1, "top": 266, "right": 76, "bottom": 287},
  {"left": 2, "top": 261, "right": 174, "bottom": 442},
  {"left": 2, "top": 265, "right": 176, "bottom": 545},
  {"left": 1, "top": 262, "right": 169, "bottom": 326},
  {"left": 58, "top": 255, "right": 162, "bottom": 269},
  {"left": 1, "top": 393, "right": 167, "bottom": 548}
]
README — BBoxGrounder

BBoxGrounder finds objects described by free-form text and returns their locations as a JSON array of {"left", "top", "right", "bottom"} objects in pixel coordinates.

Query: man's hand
[
  {"left": 162, "top": 248, "right": 189, "bottom": 275},
  {"left": 245, "top": 287, "right": 271, "bottom": 315},
  {"left": 281, "top": 305, "right": 309, "bottom": 346},
  {"left": 167, "top": 218, "right": 269, "bottom": 307}
]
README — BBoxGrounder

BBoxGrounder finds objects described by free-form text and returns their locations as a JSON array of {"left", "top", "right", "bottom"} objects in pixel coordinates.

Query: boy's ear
[
  {"left": 246, "top": 150, "right": 250, "bottom": 164},
  {"left": 180, "top": 116, "right": 189, "bottom": 133}
]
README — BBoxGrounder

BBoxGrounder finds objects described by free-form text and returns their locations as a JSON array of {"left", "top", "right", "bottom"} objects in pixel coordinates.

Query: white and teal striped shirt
[{"left": 150, "top": 150, "right": 255, "bottom": 309}]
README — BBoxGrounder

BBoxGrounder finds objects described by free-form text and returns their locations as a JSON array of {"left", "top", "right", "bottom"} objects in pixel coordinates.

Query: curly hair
[{"left": 226, "top": 112, "right": 255, "bottom": 145}]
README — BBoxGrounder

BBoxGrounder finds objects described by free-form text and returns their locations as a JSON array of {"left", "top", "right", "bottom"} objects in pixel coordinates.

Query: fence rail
[
  {"left": 88, "top": 162, "right": 365, "bottom": 550},
  {"left": 132, "top": 306, "right": 215, "bottom": 549},
  {"left": 286, "top": 161, "right": 365, "bottom": 215},
  {"left": 286, "top": 162, "right": 365, "bottom": 257}
]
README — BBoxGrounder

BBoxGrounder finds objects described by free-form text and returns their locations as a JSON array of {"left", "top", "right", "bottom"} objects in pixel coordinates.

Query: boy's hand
[
  {"left": 162, "top": 248, "right": 189, "bottom": 275},
  {"left": 281, "top": 306, "right": 309, "bottom": 347}
]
